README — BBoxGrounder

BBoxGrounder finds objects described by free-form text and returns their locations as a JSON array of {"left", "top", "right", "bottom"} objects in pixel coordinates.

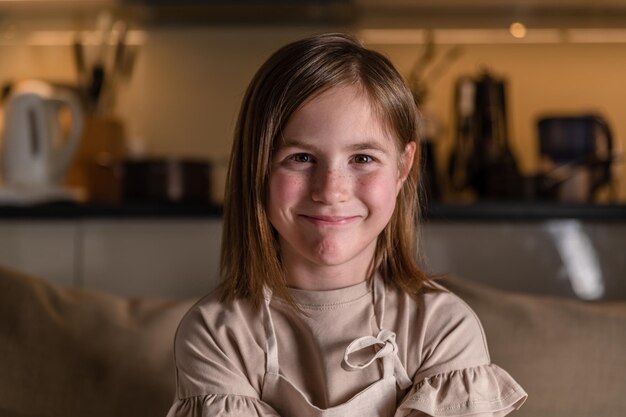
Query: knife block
[{"left": 65, "top": 116, "right": 126, "bottom": 203}]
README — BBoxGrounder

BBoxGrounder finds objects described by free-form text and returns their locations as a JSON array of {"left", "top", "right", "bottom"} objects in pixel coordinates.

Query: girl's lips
[{"left": 299, "top": 214, "right": 360, "bottom": 226}]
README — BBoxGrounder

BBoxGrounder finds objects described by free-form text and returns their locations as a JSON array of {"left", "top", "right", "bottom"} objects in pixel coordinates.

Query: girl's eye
[
  {"left": 290, "top": 153, "right": 313, "bottom": 163},
  {"left": 353, "top": 154, "right": 373, "bottom": 164}
]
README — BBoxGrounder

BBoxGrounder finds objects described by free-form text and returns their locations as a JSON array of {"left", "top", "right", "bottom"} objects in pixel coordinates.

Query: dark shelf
[
  {"left": 2, "top": 201, "right": 626, "bottom": 221},
  {"left": 424, "top": 202, "right": 626, "bottom": 222},
  {"left": 0, "top": 202, "right": 224, "bottom": 220}
]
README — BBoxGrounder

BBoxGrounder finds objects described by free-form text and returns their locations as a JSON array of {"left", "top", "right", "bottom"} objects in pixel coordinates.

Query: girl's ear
[{"left": 398, "top": 141, "right": 417, "bottom": 183}]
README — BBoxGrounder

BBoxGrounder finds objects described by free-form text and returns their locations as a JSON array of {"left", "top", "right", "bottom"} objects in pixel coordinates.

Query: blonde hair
[{"left": 220, "top": 33, "right": 433, "bottom": 309}]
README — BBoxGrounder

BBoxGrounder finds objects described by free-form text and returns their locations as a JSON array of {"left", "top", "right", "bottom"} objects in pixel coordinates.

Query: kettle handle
[
  {"left": 589, "top": 115, "right": 613, "bottom": 200},
  {"left": 49, "top": 91, "right": 84, "bottom": 183},
  {"left": 592, "top": 115, "right": 613, "bottom": 157}
]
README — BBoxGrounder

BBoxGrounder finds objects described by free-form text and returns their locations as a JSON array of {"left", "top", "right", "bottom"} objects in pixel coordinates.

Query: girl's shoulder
[
  {"left": 176, "top": 286, "right": 265, "bottom": 343},
  {"left": 419, "top": 279, "right": 487, "bottom": 331},
  {"left": 172, "top": 287, "right": 267, "bottom": 398},
  {"left": 388, "top": 278, "right": 487, "bottom": 335},
  {"left": 385, "top": 277, "right": 491, "bottom": 367},
  {"left": 424, "top": 280, "right": 490, "bottom": 356}
]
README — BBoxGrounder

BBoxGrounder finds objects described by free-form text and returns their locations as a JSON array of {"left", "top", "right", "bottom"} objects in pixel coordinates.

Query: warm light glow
[
  {"left": 26, "top": 30, "right": 147, "bottom": 46},
  {"left": 359, "top": 29, "right": 426, "bottom": 45},
  {"left": 358, "top": 26, "right": 626, "bottom": 45},
  {"left": 569, "top": 28, "right": 626, "bottom": 43},
  {"left": 510, "top": 22, "right": 527, "bottom": 39},
  {"left": 358, "top": 28, "right": 561, "bottom": 45}
]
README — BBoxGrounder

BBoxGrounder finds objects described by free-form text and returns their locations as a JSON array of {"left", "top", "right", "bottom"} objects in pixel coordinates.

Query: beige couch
[{"left": 1, "top": 265, "right": 624, "bottom": 417}]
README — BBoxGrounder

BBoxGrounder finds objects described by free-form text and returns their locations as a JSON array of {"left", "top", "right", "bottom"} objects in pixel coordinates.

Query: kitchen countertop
[
  {"left": 1, "top": 201, "right": 626, "bottom": 221},
  {"left": 426, "top": 202, "right": 626, "bottom": 221},
  {"left": 0, "top": 202, "right": 223, "bottom": 220}
]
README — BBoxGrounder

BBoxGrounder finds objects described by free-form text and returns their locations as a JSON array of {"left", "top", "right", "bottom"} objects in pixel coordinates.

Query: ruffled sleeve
[
  {"left": 395, "top": 287, "right": 527, "bottom": 416},
  {"left": 396, "top": 364, "right": 527, "bottom": 417},
  {"left": 167, "top": 394, "right": 280, "bottom": 417},
  {"left": 166, "top": 293, "right": 280, "bottom": 416}
]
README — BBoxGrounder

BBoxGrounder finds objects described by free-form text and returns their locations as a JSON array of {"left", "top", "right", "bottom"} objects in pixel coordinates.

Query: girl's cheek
[
  {"left": 356, "top": 171, "right": 396, "bottom": 189},
  {"left": 270, "top": 171, "right": 307, "bottom": 200},
  {"left": 356, "top": 171, "right": 401, "bottom": 205}
]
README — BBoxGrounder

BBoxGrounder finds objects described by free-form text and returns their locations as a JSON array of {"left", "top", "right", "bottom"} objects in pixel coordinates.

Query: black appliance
[
  {"left": 537, "top": 115, "right": 614, "bottom": 202},
  {"left": 447, "top": 71, "right": 522, "bottom": 200}
]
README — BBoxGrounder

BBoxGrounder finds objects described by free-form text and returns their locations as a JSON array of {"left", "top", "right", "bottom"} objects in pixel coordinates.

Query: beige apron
[{"left": 261, "top": 277, "right": 413, "bottom": 417}]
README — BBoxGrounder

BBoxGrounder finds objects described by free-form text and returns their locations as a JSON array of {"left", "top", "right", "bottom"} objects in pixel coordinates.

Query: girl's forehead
[{"left": 276, "top": 85, "right": 402, "bottom": 150}]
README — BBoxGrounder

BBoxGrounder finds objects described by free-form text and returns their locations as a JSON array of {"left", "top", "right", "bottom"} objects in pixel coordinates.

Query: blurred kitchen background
[{"left": 0, "top": 0, "right": 625, "bottom": 301}]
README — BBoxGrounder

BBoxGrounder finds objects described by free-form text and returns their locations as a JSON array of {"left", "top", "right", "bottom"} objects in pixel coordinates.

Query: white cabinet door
[
  {"left": 81, "top": 219, "right": 222, "bottom": 298},
  {"left": 421, "top": 221, "right": 626, "bottom": 300},
  {"left": 0, "top": 220, "right": 77, "bottom": 287}
]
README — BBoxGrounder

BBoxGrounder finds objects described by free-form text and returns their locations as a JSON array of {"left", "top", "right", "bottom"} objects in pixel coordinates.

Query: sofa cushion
[
  {"left": 0, "top": 265, "right": 194, "bottom": 417},
  {"left": 2, "top": 264, "right": 625, "bottom": 417},
  {"left": 444, "top": 276, "right": 626, "bottom": 417}
]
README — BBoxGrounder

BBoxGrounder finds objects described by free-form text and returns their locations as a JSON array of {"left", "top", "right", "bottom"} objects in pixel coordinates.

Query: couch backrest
[
  {"left": 0, "top": 265, "right": 194, "bottom": 417},
  {"left": 444, "top": 276, "right": 626, "bottom": 417}
]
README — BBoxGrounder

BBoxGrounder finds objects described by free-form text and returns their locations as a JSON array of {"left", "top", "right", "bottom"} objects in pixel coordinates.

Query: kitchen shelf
[
  {"left": 0, "top": 202, "right": 223, "bottom": 220},
  {"left": 1, "top": 201, "right": 626, "bottom": 221},
  {"left": 426, "top": 202, "right": 626, "bottom": 222}
]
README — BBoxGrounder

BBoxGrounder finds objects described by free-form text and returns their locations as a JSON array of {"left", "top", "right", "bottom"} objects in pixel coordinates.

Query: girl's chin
[
  {"left": 278, "top": 234, "right": 378, "bottom": 271},
  {"left": 306, "top": 245, "right": 375, "bottom": 269}
]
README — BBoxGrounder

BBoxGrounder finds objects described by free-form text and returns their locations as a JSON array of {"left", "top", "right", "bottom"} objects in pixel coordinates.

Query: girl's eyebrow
[
  {"left": 348, "top": 141, "right": 390, "bottom": 154},
  {"left": 278, "top": 138, "right": 315, "bottom": 150},
  {"left": 279, "top": 138, "right": 390, "bottom": 154}
]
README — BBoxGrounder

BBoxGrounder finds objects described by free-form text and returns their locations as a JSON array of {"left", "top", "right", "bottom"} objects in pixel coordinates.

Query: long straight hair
[{"left": 220, "top": 33, "right": 434, "bottom": 309}]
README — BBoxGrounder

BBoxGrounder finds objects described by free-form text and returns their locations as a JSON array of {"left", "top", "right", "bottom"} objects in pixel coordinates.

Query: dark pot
[{"left": 121, "top": 158, "right": 212, "bottom": 204}]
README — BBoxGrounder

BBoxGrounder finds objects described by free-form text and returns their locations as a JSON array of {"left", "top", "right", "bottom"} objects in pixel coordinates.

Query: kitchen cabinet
[
  {"left": 422, "top": 220, "right": 626, "bottom": 301},
  {"left": 0, "top": 221, "right": 77, "bottom": 288},
  {"left": 81, "top": 219, "right": 221, "bottom": 298},
  {"left": 0, "top": 217, "right": 222, "bottom": 298},
  {"left": 4, "top": 0, "right": 623, "bottom": 27}
]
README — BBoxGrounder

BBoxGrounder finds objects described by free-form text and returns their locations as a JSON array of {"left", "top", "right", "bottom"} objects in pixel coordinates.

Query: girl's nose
[{"left": 311, "top": 167, "right": 350, "bottom": 204}]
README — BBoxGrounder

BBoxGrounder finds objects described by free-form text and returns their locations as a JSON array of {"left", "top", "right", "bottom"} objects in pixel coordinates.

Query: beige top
[{"left": 167, "top": 277, "right": 527, "bottom": 416}]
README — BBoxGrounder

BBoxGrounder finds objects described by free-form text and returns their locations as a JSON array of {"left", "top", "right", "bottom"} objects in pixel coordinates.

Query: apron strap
[
  {"left": 263, "top": 287, "right": 279, "bottom": 375},
  {"left": 373, "top": 273, "right": 385, "bottom": 331}
]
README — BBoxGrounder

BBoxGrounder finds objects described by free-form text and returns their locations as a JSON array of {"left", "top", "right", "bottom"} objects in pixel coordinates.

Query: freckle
[{"left": 286, "top": 176, "right": 302, "bottom": 186}]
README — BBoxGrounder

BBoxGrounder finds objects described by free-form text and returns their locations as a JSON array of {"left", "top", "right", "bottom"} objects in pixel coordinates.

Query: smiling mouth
[{"left": 299, "top": 215, "right": 360, "bottom": 226}]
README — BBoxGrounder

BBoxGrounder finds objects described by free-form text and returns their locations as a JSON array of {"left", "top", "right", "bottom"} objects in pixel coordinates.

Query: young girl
[{"left": 167, "top": 33, "right": 527, "bottom": 417}]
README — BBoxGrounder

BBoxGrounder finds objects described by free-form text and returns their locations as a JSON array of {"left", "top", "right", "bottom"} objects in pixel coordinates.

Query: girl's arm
[
  {"left": 395, "top": 289, "right": 527, "bottom": 417},
  {"left": 166, "top": 301, "right": 281, "bottom": 417}
]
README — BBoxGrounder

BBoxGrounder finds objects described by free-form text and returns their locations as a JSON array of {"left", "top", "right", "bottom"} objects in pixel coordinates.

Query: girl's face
[{"left": 268, "top": 84, "right": 415, "bottom": 288}]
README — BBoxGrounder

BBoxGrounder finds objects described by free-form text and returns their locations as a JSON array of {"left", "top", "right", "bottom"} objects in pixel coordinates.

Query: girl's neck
[
  {"left": 285, "top": 268, "right": 369, "bottom": 291},
  {"left": 281, "top": 244, "right": 376, "bottom": 291}
]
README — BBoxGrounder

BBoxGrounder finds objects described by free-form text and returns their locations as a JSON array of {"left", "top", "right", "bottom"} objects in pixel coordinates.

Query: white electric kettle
[{"left": 1, "top": 80, "right": 84, "bottom": 189}]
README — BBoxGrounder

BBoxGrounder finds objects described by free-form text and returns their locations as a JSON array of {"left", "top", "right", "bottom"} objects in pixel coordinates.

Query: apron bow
[{"left": 343, "top": 329, "right": 412, "bottom": 389}]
